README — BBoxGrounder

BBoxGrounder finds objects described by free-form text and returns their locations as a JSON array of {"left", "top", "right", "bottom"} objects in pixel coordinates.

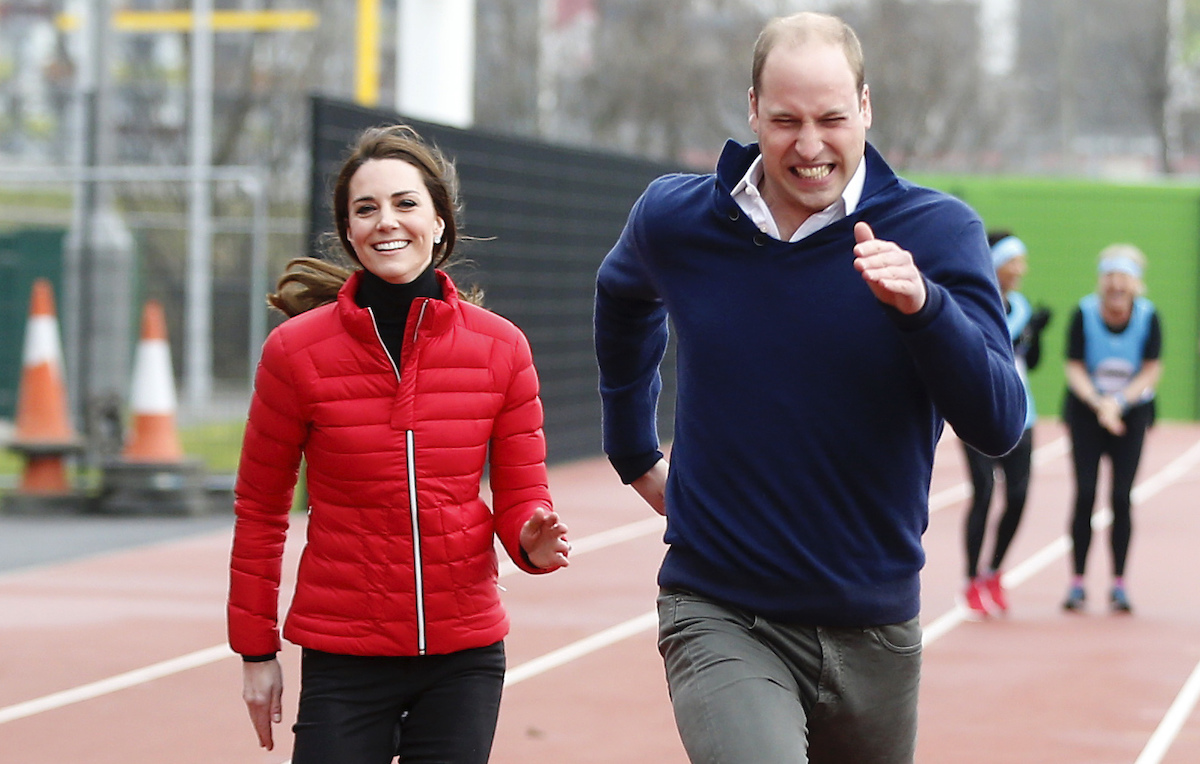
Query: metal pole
[
  {"left": 247, "top": 172, "right": 269, "bottom": 376},
  {"left": 0, "top": 166, "right": 268, "bottom": 184},
  {"left": 1165, "top": 0, "right": 1184, "bottom": 174},
  {"left": 395, "top": 0, "right": 476, "bottom": 127},
  {"left": 66, "top": 0, "right": 108, "bottom": 456},
  {"left": 357, "top": 0, "right": 380, "bottom": 107},
  {"left": 187, "top": 0, "right": 215, "bottom": 411},
  {"left": 65, "top": 0, "right": 99, "bottom": 420},
  {"left": 536, "top": 0, "right": 555, "bottom": 139}
]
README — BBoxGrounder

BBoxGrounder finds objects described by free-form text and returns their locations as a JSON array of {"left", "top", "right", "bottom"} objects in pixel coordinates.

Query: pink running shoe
[
  {"left": 963, "top": 578, "right": 992, "bottom": 619},
  {"left": 984, "top": 572, "right": 1009, "bottom": 613}
]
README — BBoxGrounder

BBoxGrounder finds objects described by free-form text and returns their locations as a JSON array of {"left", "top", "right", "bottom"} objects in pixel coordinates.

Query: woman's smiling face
[{"left": 346, "top": 158, "right": 445, "bottom": 284}]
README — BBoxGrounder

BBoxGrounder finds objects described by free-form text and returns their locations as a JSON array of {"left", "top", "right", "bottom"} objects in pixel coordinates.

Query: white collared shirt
[{"left": 731, "top": 154, "right": 867, "bottom": 242}]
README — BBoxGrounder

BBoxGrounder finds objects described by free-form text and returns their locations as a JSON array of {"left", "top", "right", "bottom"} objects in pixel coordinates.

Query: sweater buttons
[
  {"left": 753, "top": 233, "right": 768, "bottom": 246},
  {"left": 727, "top": 209, "right": 740, "bottom": 221}
]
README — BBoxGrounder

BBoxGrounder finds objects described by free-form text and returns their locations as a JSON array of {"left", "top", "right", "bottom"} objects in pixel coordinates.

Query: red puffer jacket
[{"left": 228, "top": 270, "right": 552, "bottom": 658}]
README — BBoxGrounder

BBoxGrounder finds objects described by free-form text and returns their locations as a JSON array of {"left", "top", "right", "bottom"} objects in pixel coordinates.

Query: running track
[{"left": 1, "top": 420, "right": 1198, "bottom": 763}]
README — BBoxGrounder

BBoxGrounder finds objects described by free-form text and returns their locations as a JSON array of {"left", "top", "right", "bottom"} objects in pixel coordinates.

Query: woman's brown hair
[{"left": 269, "top": 124, "right": 467, "bottom": 317}]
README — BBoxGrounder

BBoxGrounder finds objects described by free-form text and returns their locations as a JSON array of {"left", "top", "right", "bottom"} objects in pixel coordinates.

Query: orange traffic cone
[
  {"left": 11, "top": 279, "right": 82, "bottom": 493},
  {"left": 121, "top": 300, "right": 184, "bottom": 463}
]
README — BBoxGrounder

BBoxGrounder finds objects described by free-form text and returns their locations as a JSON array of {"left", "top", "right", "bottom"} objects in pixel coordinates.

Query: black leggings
[
  {"left": 963, "top": 428, "right": 1033, "bottom": 579},
  {"left": 292, "top": 642, "right": 506, "bottom": 764},
  {"left": 1066, "top": 399, "right": 1153, "bottom": 578}
]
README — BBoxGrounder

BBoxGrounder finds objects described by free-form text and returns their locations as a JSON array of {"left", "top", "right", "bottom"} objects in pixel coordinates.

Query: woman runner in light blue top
[
  {"left": 961, "top": 231, "right": 1051, "bottom": 618},
  {"left": 1061, "top": 243, "right": 1162, "bottom": 613}
]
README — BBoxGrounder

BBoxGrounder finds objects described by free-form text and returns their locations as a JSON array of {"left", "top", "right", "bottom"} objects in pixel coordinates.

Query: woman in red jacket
[{"left": 227, "top": 124, "right": 570, "bottom": 763}]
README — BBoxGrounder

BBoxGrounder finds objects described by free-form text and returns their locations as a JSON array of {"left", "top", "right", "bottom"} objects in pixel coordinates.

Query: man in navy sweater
[{"left": 594, "top": 12, "right": 1026, "bottom": 764}]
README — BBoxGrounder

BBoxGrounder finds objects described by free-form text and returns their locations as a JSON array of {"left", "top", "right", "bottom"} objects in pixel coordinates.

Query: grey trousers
[{"left": 657, "top": 589, "right": 921, "bottom": 764}]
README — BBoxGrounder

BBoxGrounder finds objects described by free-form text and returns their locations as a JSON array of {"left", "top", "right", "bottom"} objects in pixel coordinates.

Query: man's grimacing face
[{"left": 749, "top": 39, "right": 871, "bottom": 228}]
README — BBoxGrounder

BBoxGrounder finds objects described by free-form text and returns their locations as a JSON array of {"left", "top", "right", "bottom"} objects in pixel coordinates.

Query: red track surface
[{"left": 2, "top": 420, "right": 1199, "bottom": 763}]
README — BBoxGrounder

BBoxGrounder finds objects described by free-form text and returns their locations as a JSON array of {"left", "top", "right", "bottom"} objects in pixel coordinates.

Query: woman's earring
[{"left": 434, "top": 232, "right": 443, "bottom": 244}]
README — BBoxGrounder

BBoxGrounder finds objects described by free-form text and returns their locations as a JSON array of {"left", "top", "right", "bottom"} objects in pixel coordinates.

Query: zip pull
[
  {"left": 365, "top": 306, "right": 401, "bottom": 381},
  {"left": 412, "top": 299, "right": 431, "bottom": 345}
]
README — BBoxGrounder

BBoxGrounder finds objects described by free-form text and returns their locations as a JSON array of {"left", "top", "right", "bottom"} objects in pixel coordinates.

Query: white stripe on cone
[
  {"left": 15, "top": 279, "right": 77, "bottom": 444},
  {"left": 122, "top": 301, "right": 183, "bottom": 463},
  {"left": 14, "top": 279, "right": 79, "bottom": 492},
  {"left": 129, "top": 341, "right": 176, "bottom": 415},
  {"left": 23, "top": 315, "right": 64, "bottom": 368}
]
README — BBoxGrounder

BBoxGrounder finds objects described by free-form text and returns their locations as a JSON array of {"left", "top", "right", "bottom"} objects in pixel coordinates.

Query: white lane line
[
  {"left": 924, "top": 435, "right": 1200, "bottom": 648},
  {"left": 0, "top": 436, "right": 1089, "bottom": 725},
  {"left": 504, "top": 610, "right": 659, "bottom": 687},
  {"left": 505, "top": 433, "right": 1197, "bottom": 690},
  {"left": 9, "top": 434, "right": 1197, "bottom": 740},
  {"left": 274, "top": 612, "right": 664, "bottom": 764},
  {"left": 1134, "top": 659, "right": 1200, "bottom": 764},
  {"left": 0, "top": 644, "right": 234, "bottom": 725},
  {"left": 498, "top": 514, "right": 664, "bottom": 577},
  {"left": 928, "top": 435, "right": 1069, "bottom": 514},
  {"left": 924, "top": 531, "right": 1078, "bottom": 647},
  {"left": 0, "top": 514, "right": 666, "bottom": 726},
  {"left": 1127, "top": 438, "right": 1200, "bottom": 764}
]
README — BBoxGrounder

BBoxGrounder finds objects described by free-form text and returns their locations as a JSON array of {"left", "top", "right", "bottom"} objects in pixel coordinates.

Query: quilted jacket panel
[{"left": 228, "top": 271, "right": 551, "bottom": 657}]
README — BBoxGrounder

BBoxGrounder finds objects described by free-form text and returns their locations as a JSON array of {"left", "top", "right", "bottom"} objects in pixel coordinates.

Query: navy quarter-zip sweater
[{"left": 594, "top": 141, "right": 1026, "bottom": 626}]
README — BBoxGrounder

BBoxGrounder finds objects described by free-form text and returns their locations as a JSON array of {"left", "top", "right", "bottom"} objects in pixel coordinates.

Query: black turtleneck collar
[
  {"left": 354, "top": 262, "right": 443, "bottom": 320},
  {"left": 353, "top": 264, "right": 443, "bottom": 368}
]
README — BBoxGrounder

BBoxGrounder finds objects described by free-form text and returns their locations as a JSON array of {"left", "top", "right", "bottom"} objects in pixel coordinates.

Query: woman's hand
[
  {"left": 1096, "top": 395, "right": 1127, "bottom": 436},
  {"left": 242, "top": 658, "right": 283, "bottom": 750},
  {"left": 520, "top": 507, "right": 570, "bottom": 570}
]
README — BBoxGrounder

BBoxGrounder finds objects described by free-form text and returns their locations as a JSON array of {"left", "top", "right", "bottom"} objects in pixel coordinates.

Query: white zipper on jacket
[
  {"left": 412, "top": 299, "right": 429, "bottom": 344},
  {"left": 367, "top": 300, "right": 432, "bottom": 655},
  {"left": 365, "top": 299, "right": 431, "bottom": 380},
  {"left": 366, "top": 306, "right": 401, "bottom": 380},
  {"left": 407, "top": 428, "right": 426, "bottom": 654}
]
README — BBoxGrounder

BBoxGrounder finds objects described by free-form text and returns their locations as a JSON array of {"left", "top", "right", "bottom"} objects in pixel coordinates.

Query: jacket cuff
[
  {"left": 519, "top": 545, "right": 542, "bottom": 571},
  {"left": 609, "top": 450, "right": 664, "bottom": 485},
  {"left": 241, "top": 653, "right": 278, "bottom": 663},
  {"left": 885, "top": 275, "right": 942, "bottom": 331}
]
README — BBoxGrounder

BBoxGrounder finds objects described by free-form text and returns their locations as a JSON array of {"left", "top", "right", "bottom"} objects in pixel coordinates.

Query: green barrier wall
[
  {"left": 912, "top": 175, "right": 1200, "bottom": 422},
  {"left": 0, "top": 228, "right": 67, "bottom": 420}
]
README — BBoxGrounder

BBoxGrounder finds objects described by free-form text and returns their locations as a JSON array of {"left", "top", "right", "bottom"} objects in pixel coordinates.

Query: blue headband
[
  {"left": 990, "top": 236, "right": 1026, "bottom": 269},
  {"left": 1099, "top": 256, "right": 1143, "bottom": 279}
]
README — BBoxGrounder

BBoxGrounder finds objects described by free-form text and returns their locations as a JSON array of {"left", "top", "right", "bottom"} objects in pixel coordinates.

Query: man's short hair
[{"left": 751, "top": 12, "right": 865, "bottom": 96}]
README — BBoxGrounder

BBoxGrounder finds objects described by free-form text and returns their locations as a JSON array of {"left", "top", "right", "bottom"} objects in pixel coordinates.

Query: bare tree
[
  {"left": 842, "top": 0, "right": 986, "bottom": 169},
  {"left": 1120, "top": 0, "right": 1171, "bottom": 172},
  {"left": 564, "top": 0, "right": 764, "bottom": 167},
  {"left": 477, "top": 0, "right": 1018, "bottom": 172},
  {"left": 474, "top": 0, "right": 540, "bottom": 137}
]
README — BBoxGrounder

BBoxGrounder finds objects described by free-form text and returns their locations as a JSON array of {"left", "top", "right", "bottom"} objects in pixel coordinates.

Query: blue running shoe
[
  {"left": 1062, "top": 585, "right": 1086, "bottom": 612},
  {"left": 1110, "top": 586, "right": 1133, "bottom": 613}
]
